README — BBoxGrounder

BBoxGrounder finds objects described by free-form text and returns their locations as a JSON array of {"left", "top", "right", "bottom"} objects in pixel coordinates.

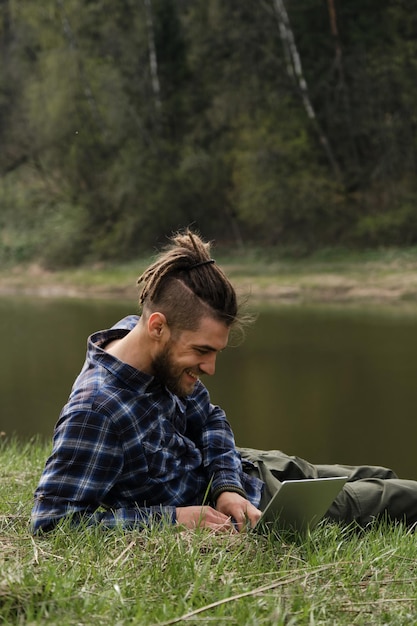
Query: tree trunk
[
  {"left": 326, "top": 0, "right": 359, "bottom": 171},
  {"left": 143, "top": 0, "right": 162, "bottom": 112},
  {"left": 55, "top": 0, "right": 104, "bottom": 134},
  {"left": 272, "top": 0, "right": 342, "bottom": 180}
]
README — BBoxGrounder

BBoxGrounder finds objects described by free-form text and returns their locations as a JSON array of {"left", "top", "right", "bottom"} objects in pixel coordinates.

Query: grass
[
  {"left": 4, "top": 245, "right": 417, "bottom": 306},
  {"left": 2, "top": 438, "right": 417, "bottom": 625}
]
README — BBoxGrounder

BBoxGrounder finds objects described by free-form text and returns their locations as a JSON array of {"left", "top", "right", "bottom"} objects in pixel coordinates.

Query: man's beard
[{"left": 151, "top": 342, "right": 195, "bottom": 397}]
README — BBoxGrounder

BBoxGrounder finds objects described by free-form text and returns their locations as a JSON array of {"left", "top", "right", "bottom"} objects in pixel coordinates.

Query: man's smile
[{"left": 185, "top": 369, "right": 199, "bottom": 381}]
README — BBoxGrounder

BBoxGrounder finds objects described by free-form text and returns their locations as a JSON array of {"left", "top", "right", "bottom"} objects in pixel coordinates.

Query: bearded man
[{"left": 32, "top": 229, "right": 417, "bottom": 533}]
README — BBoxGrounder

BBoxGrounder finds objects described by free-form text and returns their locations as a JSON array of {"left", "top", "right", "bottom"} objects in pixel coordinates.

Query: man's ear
[{"left": 147, "top": 312, "right": 169, "bottom": 341}]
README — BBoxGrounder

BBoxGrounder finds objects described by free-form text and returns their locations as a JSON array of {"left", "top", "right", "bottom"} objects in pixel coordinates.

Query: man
[{"left": 32, "top": 229, "right": 417, "bottom": 534}]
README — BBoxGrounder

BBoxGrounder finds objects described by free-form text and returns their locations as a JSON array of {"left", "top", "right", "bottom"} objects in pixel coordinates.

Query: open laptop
[{"left": 254, "top": 476, "right": 348, "bottom": 536}]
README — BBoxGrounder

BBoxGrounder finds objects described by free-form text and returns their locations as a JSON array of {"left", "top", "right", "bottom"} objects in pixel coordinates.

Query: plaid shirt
[{"left": 32, "top": 316, "right": 263, "bottom": 532}]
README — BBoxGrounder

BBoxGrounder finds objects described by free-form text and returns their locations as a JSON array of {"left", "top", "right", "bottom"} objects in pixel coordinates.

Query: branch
[{"left": 1, "top": 154, "right": 29, "bottom": 176}]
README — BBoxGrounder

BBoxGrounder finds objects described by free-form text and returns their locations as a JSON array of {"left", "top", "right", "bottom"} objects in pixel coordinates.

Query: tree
[{"left": 1, "top": 0, "right": 417, "bottom": 264}]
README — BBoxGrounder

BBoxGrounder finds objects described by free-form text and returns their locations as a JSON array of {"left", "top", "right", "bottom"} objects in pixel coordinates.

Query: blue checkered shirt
[{"left": 32, "top": 316, "right": 263, "bottom": 532}]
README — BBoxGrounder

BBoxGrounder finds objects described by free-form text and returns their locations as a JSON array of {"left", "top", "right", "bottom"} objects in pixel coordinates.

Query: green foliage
[
  {"left": 355, "top": 196, "right": 417, "bottom": 247},
  {"left": 230, "top": 109, "right": 348, "bottom": 247},
  {"left": 38, "top": 202, "right": 91, "bottom": 269},
  {"left": 1, "top": 0, "right": 417, "bottom": 266}
]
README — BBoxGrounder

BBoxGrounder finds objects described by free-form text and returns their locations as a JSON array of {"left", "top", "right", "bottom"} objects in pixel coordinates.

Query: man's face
[{"left": 151, "top": 316, "right": 230, "bottom": 397}]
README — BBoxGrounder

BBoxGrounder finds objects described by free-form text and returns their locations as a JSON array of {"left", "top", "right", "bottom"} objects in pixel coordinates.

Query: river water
[{"left": 2, "top": 296, "right": 417, "bottom": 480}]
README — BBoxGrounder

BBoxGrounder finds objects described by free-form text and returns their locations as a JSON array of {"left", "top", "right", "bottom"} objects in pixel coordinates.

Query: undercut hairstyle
[{"left": 137, "top": 229, "right": 240, "bottom": 333}]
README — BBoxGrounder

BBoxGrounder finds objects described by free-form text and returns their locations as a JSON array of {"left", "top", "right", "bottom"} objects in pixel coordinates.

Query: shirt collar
[
  {"left": 87, "top": 324, "right": 193, "bottom": 406},
  {"left": 88, "top": 327, "right": 154, "bottom": 392}
]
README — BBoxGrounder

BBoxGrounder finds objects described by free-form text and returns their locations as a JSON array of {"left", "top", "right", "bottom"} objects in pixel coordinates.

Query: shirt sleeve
[
  {"left": 31, "top": 410, "right": 176, "bottom": 533},
  {"left": 188, "top": 385, "right": 247, "bottom": 502}
]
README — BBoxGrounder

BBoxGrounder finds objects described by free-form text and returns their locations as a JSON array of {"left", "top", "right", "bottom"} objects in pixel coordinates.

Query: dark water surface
[{"left": 2, "top": 296, "right": 417, "bottom": 480}]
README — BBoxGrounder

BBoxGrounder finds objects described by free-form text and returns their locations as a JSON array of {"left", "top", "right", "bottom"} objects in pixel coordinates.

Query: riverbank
[{"left": 2, "top": 247, "right": 417, "bottom": 306}]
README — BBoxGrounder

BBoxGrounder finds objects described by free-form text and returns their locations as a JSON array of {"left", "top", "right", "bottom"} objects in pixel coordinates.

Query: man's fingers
[
  {"left": 215, "top": 492, "right": 262, "bottom": 532},
  {"left": 176, "top": 505, "right": 235, "bottom": 531},
  {"left": 232, "top": 510, "right": 248, "bottom": 532}
]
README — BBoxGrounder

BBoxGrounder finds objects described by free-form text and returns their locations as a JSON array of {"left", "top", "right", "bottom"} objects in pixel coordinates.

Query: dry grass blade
[
  {"left": 154, "top": 563, "right": 337, "bottom": 625},
  {"left": 110, "top": 540, "right": 136, "bottom": 567}
]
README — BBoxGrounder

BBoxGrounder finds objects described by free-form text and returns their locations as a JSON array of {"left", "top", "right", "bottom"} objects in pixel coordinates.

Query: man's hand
[
  {"left": 176, "top": 506, "right": 235, "bottom": 532},
  {"left": 215, "top": 492, "right": 262, "bottom": 532}
]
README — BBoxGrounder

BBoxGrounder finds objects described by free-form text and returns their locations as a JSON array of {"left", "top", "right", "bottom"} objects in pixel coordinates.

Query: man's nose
[{"left": 199, "top": 353, "right": 216, "bottom": 376}]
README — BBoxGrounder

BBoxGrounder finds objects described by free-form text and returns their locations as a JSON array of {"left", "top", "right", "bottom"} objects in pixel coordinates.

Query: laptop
[{"left": 254, "top": 476, "right": 348, "bottom": 536}]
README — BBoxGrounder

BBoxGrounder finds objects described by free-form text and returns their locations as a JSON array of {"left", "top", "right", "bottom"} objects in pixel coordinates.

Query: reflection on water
[{"left": 2, "top": 296, "right": 417, "bottom": 480}]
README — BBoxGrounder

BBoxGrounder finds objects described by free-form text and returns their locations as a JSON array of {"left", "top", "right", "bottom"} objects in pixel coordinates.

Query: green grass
[
  {"left": 5, "top": 245, "right": 417, "bottom": 307},
  {"left": 2, "top": 438, "right": 417, "bottom": 625}
]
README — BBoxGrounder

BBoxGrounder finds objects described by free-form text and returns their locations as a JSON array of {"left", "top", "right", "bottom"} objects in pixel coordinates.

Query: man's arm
[
  {"left": 32, "top": 495, "right": 236, "bottom": 534},
  {"left": 199, "top": 403, "right": 248, "bottom": 498},
  {"left": 31, "top": 410, "right": 175, "bottom": 533},
  {"left": 188, "top": 388, "right": 262, "bottom": 527},
  {"left": 32, "top": 493, "right": 236, "bottom": 534},
  {"left": 31, "top": 409, "right": 237, "bottom": 534},
  {"left": 31, "top": 499, "right": 177, "bottom": 533}
]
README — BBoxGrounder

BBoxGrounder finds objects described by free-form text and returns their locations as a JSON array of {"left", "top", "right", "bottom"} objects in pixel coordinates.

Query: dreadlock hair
[{"left": 137, "top": 229, "right": 239, "bottom": 334}]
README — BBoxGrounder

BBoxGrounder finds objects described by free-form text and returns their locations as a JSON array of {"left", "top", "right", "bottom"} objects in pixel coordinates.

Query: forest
[{"left": 1, "top": 0, "right": 416, "bottom": 267}]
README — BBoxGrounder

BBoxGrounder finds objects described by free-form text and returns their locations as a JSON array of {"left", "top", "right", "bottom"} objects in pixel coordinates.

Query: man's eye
[{"left": 195, "top": 347, "right": 213, "bottom": 355}]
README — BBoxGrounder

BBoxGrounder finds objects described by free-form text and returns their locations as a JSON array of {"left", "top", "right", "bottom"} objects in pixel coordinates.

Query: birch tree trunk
[{"left": 272, "top": 0, "right": 341, "bottom": 180}]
